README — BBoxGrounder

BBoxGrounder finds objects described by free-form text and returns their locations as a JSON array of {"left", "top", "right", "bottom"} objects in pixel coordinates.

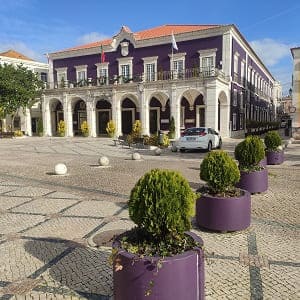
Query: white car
[{"left": 177, "top": 127, "right": 222, "bottom": 152}]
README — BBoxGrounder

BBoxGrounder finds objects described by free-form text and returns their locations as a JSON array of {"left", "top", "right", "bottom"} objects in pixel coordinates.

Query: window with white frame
[
  {"left": 232, "top": 113, "right": 237, "bottom": 130},
  {"left": 247, "top": 67, "right": 251, "bottom": 84},
  {"left": 95, "top": 62, "right": 109, "bottom": 84},
  {"left": 168, "top": 52, "right": 186, "bottom": 78},
  {"left": 233, "top": 52, "right": 239, "bottom": 82},
  {"left": 198, "top": 48, "right": 217, "bottom": 76},
  {"left": 240, "top": 114, "right": 243, "bottom": 130},
  {"left": 251, "top": 71, "right": 255, "bottom": 85},
  {"left": 75, "top": 65, "right": 88, "bottom": 83},
  {"left": 117, "top": 57, "right": 133, "bottom": 81},
  {"left": 240, "top": 92, "right": 243, "bottom": 109},
  {"left": 241, "top": 61, "right": 245, "bottom": 84},
  {"left": 142, "top": 56, "right": 158, "bottom": 82},
  {"left": 55, "top": 67, "right": 67, "bottom": 85},
  {"left": 233, "top": 89, "right": 238, "bottom": 106}
]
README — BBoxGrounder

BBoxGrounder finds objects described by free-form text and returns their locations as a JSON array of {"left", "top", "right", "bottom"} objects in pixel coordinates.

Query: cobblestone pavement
[{"left": 0, "top": 136, "right": 299, "bottom": 299}]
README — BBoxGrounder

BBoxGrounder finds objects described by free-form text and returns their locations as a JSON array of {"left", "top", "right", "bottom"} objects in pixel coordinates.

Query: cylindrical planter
[
  {"left": 236, "top": 168, "right": 268, "bottom": 193},
  {"left": 266, "top": 150, "right": 284, "bottom": 165},
  {"left": 113, "top": 232, "right": 205, "bottom": 300},
  {"left": 196, "top": 189, "right": 251, "bottom": 231},
  {"left": 259, "top": 157, "right": 267, "bottom": 168}
]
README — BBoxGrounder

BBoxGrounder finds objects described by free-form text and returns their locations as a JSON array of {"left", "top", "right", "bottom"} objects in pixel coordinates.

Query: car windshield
[{"left": 184, "top": 128, "right": 205, "bottom": 136}]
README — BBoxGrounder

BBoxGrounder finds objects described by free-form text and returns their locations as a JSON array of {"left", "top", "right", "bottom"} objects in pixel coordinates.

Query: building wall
[{"left": 53, "top": 35, "right": 223, "bottom": 83}]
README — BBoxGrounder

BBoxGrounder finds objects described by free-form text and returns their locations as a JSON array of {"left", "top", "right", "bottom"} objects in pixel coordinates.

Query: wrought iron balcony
[{"left": 44, "top": 67, "right": 226, "bottom": 90}]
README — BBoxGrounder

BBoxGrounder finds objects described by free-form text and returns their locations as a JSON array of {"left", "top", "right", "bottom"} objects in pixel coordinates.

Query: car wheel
[
  {"left": 207, "top": 141, "right": 212, "bottom": 152},
  {"left": 217, "top": 138, "right": 222, "bottom": 149},
  {"left": 179, "top": 149, "right": 185, "bottom": 153}
]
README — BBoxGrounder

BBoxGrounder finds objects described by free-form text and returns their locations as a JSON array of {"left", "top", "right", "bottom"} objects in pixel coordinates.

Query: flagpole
[{"left": 171, "top": 32, "right": 174, "bottom": 78}]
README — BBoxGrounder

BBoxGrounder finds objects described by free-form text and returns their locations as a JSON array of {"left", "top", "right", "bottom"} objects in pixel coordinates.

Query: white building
[{"left": 0, "top": 50, "right": 48, "bottom": 135}]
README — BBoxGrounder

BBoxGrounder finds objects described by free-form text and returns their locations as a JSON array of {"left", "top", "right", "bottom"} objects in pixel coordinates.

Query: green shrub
[
  {"left": 200, "top": 150, "right": 240, "bottom": 194},
  {"left": 143, "top": 134, "right": 158, "bottom": 146},
  {"left": 264, "top": 131, "right": 282, "bottom": 151},
  {"left": 129, "top": 169, "right": 196, "bottom": 242},
  {"left": 234, "top": 136, "right": 265, "bottom": 170}
]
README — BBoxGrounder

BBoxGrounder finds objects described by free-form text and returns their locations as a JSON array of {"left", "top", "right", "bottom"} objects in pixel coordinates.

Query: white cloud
[
  {"left": 77, "top": 32, "right": 109, "bottom": 44},
  {"left": 250, "top": 38, "right": 291, "bottom": 67}
]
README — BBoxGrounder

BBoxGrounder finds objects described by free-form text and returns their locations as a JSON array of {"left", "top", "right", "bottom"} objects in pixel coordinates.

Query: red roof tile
[
  {"left": 0, "top": 49, "right": 34, "bottom": 61},
  {"left": 53, "top": 24, "right": 222, "bottom": 54}
]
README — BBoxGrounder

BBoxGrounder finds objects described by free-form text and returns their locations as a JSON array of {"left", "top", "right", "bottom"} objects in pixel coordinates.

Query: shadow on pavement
[{"left": 24, "top": 237, "right": 112, "bottom": 299}]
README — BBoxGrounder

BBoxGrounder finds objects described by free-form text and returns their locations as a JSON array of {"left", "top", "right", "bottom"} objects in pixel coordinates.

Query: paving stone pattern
[{"left": 0, "top": 137, "right": 299, "bottom": 299}]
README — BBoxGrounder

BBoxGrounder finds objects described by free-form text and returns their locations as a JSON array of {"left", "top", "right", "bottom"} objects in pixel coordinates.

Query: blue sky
[{"left": 0, "top": 0, "right": 299, "bottom": 95}]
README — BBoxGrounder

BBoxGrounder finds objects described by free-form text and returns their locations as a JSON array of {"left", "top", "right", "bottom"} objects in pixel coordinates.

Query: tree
[{"left": 0, "top": 63, "right": 44, "bottom": 131}]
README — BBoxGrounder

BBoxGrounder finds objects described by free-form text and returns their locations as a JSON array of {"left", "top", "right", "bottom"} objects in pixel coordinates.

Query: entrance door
[
  {"left": 98, "top": 110, "right": 110, "bottom": 135},
  {"left": 122, "top": 110, "right": 133, "bottom": 134},
  {"left": 150, "top": 109, "right": 158, "bottom": 134},
  {"left": 199, "top": 107, "right": 205, "bottom": 127},
  {"left": 31, "top": 118, "right": 37, "bottom": 134}
]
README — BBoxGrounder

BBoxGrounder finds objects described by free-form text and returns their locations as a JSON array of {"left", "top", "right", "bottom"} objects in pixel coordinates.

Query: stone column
[
  {"left": 24, "top": 108, "right": 32, "bottom": 136},
  {"left": 63, "top": 95, "right": 73, "bottom": 137},
  {"left": 112, "top": 89, "right": 121, "bottom": 137},
  {"left": 139, "top": 85, "right": 150, "bottom": 136},
  {"left": 86, "top": 100, "right": 96, "bottom": 137},
  {"left": 42, "top": 95, "right": 52, "bottom": 136},
  {"left": 205, "top": 83, "right": 219, "bottom": 130},
  {"left": 170, "top": 84, "right": 180, "bottom": 138}
]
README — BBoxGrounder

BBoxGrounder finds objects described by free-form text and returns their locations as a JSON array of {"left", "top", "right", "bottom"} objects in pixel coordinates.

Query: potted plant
[
  {"left": 234, "top": 135, "right": 268, "bottom": 193},
  {"left": 196, "top": 150, "right": 251, "bottom": 231},
  {"left": 112, "top": 169, "right": 205, "bottom": 300},
  {"left": 106, "top": 120, "right": 116, "bottom": 138},
  {"left": 168, "top": 116, "right": 175, "bottom": 139},
  {"left": 80, "top": 120, "right": 89, "bottom": 137},
  {"left": 57, "top": 120, "right": 66, "bottom": 137},
  {"left": 264, "top": 131, "right": 284, "bottom": 165}
]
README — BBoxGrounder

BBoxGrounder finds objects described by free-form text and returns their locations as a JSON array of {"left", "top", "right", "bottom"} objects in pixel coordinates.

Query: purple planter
[
  {"left": 259, "top": 157, "right": 267, "bottom": 168},
  {"left": 266, "top": 150, "right": 284, "bottom": 165},
  {"left": 196, "top": 189, "right": 251, "bottom": 231},
  {"left": 236, "top": 168, "right": 268, "bottom": 193},
  {"left": 113, "top": 232, "right": 205, "bottom": 300}
]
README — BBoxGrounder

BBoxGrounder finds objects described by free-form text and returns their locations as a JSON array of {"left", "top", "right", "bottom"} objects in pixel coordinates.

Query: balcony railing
[{"left": 45, "top": 67, "right": 225, "bottom": 90}]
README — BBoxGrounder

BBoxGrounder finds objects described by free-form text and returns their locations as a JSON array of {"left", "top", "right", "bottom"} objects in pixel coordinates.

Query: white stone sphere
[
  {"left": 154, "top": 148, "right": 162, "bottom": 156},
  {"left": 54, "top": 163, "right": 67, "bottom": 175},
  {"left": 99, "top": 156, "right": 110, "bottom": 166},
  {"left": 132, "top": 152, "right": 141, "bottom": 160}
]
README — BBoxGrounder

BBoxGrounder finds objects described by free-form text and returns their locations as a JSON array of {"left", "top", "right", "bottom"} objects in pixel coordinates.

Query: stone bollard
[
  {"left": 99, "top": 156, "right": 110, "bottom": 167},
  {"left": 54, "top": 163, "right": 67, "bottom": 175},
  {"left": 132, "top": 152, "right": 141, "bottom": 160}
]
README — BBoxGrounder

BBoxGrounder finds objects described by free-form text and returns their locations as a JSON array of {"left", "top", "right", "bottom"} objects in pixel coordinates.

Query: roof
[
  {"left": 0, "top": 49, "right": 34, "bottom": 61},
  {"left": 54, "top": 24, "right": 222, "bottom": 54}
]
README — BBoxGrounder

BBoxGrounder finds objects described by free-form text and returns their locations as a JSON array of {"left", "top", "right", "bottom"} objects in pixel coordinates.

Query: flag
[
  {"left": 171, "top": 32, "right": 178, "bottom": 51},
  {"left": 46, "top": 53, "right": 49, "bottom": 64},
  {"left": 101, "top": 45, "right": 106, "bottom": 63}
]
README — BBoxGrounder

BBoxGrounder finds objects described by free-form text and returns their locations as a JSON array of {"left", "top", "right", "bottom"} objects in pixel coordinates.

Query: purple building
[{"left": 42, "top": 24, "right": 281, "bottom": 138}]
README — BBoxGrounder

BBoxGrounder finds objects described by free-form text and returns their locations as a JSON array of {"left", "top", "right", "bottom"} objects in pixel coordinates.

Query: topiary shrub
[
  {"left": 200, "top": 150, "right": 240, "bottom": 195},
  {"left": 264, "top": 131, "right": 282, "bottom": 151},
  {"left": 129, "top": 169, "right": 196, "bottom": 243},
  {"left": 234, "top": 135, "right": 265, "bottom": 171}
]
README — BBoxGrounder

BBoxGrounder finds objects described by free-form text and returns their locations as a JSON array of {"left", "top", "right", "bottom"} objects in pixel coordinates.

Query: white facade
[{"left": 0, "top": 51, "right": 48, "bottom": 136}]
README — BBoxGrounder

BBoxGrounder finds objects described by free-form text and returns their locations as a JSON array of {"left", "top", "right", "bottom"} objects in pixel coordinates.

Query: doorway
[
  {"left": 150, "top": 109, "right": 159, "bottom": 134},
  {"left": 122, "top": 109, "right": 134, "bottom": 134},
  {"left": 98, "top": 110, "right": 110, "bottom": 135}
]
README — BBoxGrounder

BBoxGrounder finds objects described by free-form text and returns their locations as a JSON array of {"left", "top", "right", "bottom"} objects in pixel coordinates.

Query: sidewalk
[{"left": 0, "top": 137, "right": 299, "bottom": 299}]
